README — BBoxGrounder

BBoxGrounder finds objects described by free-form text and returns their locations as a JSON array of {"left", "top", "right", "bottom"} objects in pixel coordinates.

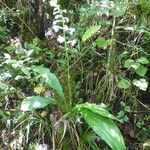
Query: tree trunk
[{"left": 30, "top": 0, "right": 45, "bottom": 39}]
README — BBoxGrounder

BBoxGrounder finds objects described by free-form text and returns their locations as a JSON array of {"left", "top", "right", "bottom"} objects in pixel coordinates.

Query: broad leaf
[
  {"left": 84, "top": 111, "right": 125, "bottom": 150},
  {"left": 96, "top": 37, "right": 111, "bottom": 49},
  {"left": 82, "top": 26, "right": 101, "bottom": 42},
  {"left": 124, "top": 59, "right": 134, "bottom": 68},
  {"left": 131, "top": 62, "right": 141, "bottom": 69},
  {"left": 75, "top": 103, "right": 117, "bottom": 120},
  {"left": 118, "top": 78, "right": 130, "bottom": 89},
  {"left": 137, "top": 57, "right": 149, "bottom": 64},
  {"left": 135, "top": 65, "right": 147, "bottom": 77},
  {"left": 21, "top": 96, "right": 57, "bottom": 111},
  {"left": 124, "top": 59, "right": 140, "bottom": 69},
  {"left": 32, "top": 66, "right": 64, "bottom": 98},
  {"left": 74, "top": 103, "right": 125, "bottom": 150},
  {"left": 133, "top": 79, "right": 148, "bottom": 91}
]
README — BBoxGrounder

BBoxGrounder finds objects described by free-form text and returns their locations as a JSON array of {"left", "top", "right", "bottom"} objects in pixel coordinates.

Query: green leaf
[
  {"left": 135, "top": 65, "right": 147, "bottom": 77},
  {"left": 0, "top": 81, "right": 9, "bottom": 91},
  {"left": 131, "top": 62, "right": 141, "bottom": 69},
  {"left": 124, "top": 59, "right": 134, "bottom": 68},
  {"left": 96, "top": 37, "right": 111, "bottom": 48},
  {"left": 84, "top": 111, "right": 125, "bottom": 150},
  {"left": 32, "top": 66, "right": 64, "bottom": 98},
  {"left": 117, "top": 111, "right": 125, "bottom": 119},
  {"left": 133, "top": 79, "right": 148, "bottom": 91},
  {"left": 21, "top": 67, "right": 31, "bottom": 76},
  {"left": 75, "top": 103, "right": 117, "bottom": 120},
  {"left": 124, "top": 106, "right": 130, "bottom": 112},
  {"left": 137, "top": 57, "right": 149, "bottom": 64},
  {"left": 124, "top": 59, "right": 140, "bottom": 69},
  {"left": 74, "top": 103, "right": 125, "bottom": 150},
  {"left": 82, "top": 26, "right": 101, "bottom": 42},
  {"left": 111, "top": 2, "right": 127, "bottom": 17},
  {"left": 118, "top": 78, "right": 131, "bottom": 89},
  {"left": 21, "top": 96, "right": 57, "bottom": 111}
]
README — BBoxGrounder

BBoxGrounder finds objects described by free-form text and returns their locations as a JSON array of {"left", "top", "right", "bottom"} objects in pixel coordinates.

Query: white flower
[
  {"left": 12, "top": 60, "right": 23, "bottom": 68},
  {"left": 45, "top": 28, "right": 53, "bottom": 36},
  {"left": 36, "top": 144, "right": 49, "bottom": 150},
  {"left": 63, "top": 25, "right": 69, "bottom": 31},
  {"left": 57, "top": 35, "right": 65, "bottom": 43},
  {"left": 54, "top": 14, "right": 61, "bottom": 19},
  {"left": 0, "top": 72, "right": 12, "bottom": 80},
  {"left": 64, "top": 17, "right": 69, "bottom": 23},
  {"left": 54, "top": 7, "right": 58, "bottom": 11},
  {"left": 53, "top": 10, "right": 59, "bottom": 15},
  {"left": 62, "top": 9, "right": 67, "bottom": 13},
  {"left": 67, "top": 39, "right": 77, "bottom": 46},
  {"left": 63, "top": 26, "right": 75, "bottom": 35},
  {"left": 53, "top": 20, "right": 62, "bottom": 25},
  {"left": 46, "top": 13, "right": 50, "bottom": 19},
  {"left": 69, "top": 28, "right": 75, "bottom": 35},
  {"left": 50, "top": 0, "right": 57, "bottom": 7},
  {"left": 52, "top": 25, "right": 62, "bottom": 32},
  {"left": 4, "top": 53, "right": 11, "bottom": 61}
]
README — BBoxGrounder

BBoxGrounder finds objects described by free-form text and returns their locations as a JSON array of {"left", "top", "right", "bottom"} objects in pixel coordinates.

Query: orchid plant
[
  {"left": 46, "top": 0, "right": 76, "bottom": 47},
  {"left": 46, "top": 0, "right": 78, "bottom": 107}
]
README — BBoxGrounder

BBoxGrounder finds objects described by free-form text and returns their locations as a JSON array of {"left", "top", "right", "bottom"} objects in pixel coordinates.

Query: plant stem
[
  {"left": 58, "top": 6, "right": 72, "bottom": 109},
  {"left": 106, "top": 17, "right": 116, "bottom": 102},
  {"left": 107, "top": 17, "right": 116, "bottom": 73}
]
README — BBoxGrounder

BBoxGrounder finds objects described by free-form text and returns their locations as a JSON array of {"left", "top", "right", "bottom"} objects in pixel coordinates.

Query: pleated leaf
[
  {"left": 75, "top": 103, "right": 117, "bottom": 120},
  {"left": 74, "top": 103, "right": 125, "bottom": 150},
  {"left": 32, "top": 66, "right": 64, "bottom": 98},
  {"left": 21, "top": 96, "right": 57, "bottom": 111}
]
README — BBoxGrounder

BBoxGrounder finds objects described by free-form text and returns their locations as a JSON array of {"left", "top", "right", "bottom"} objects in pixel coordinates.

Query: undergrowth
[{"left": 0, "top": 0, "right": 150, "bottom": 150}]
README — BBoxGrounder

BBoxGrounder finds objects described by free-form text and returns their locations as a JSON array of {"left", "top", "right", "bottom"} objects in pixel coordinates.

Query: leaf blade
[
  {"left": 32, "top": 66, "right": 64, "bottom": 98},
  {"left": 137, "top": 57, "right": 149, "bottom": 64},
  {"left": 21, "top": 96, "right": 57, "bottom": 111},
  {"left": 81, "top": 108, "right": 126, "bottom": 150},
  {"left": 73, "top": 103, "right": 126, "bottom": 150},
  {"left": 135, "top": 65, "right": 147, "bottom": 77},
  {"left": 118, "top": 78, "right": 131, "bottom": 89},
  {"left": 82, "top": 26, "right": 101, "bottom": 42},
  {"left": 75, "top": 103, "right": 117, "bottom": 120}
]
